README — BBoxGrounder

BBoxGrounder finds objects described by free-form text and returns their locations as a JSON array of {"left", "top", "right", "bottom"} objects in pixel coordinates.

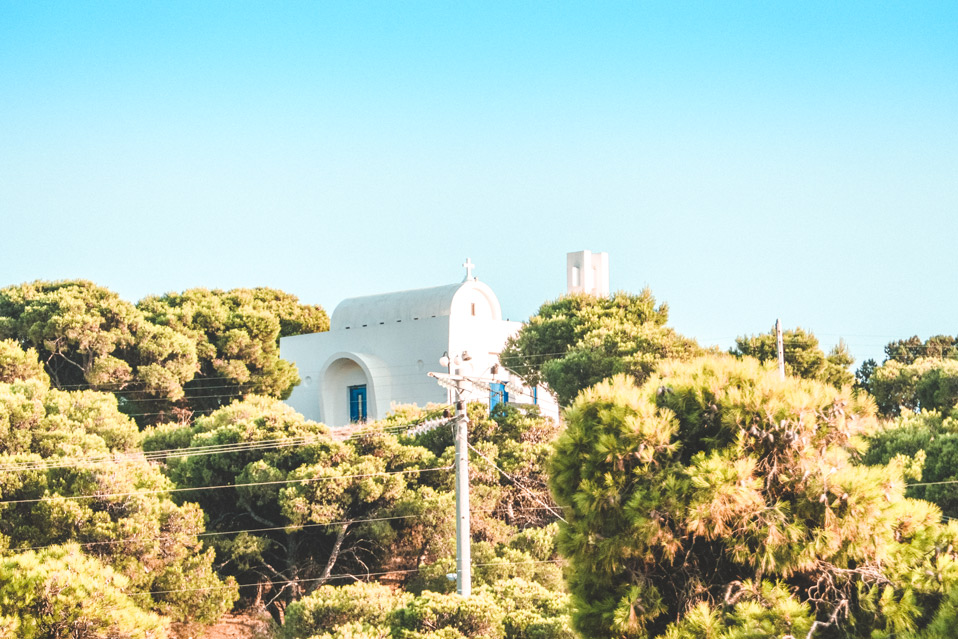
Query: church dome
[{"left": 330, "top": 280, "right": 503, "bottom": 330}]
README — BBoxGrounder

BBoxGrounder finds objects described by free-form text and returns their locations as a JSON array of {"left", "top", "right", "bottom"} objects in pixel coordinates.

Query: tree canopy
[
  {"left": 731, "top": 325, "right": 855, "bottom": 388},
  {"left": 24, "top": 275, "right": 958, "bottom": 636},
  {"left": 0, "top": 544, "right": 168, "bottom": 639},
  {"left": 0, "top": 280, "right": 196, "bottom": 406},
  {"left": 0, "top": 339, "right": 48, "bottom": 385},
  {"left": 500, "top": 291, "right": 700, "bottom": 406},
  {"left": 859, "top": 335, "right": 958, "bottom": 417},
  {"left": 136, "top": 287, "right": 329, "bottom": 421},
  {"left": 863, "top": 409, "right": 958, "bottom": 519},
  {"left": 0, "top": 281, "right": 329, "bottom": 426},
  {"left": 0, "top": 277, "right": 577, "bottom": 635},
  {"left": 550, "top": 356, "right": 958, "bottom": 639},
  {"left": 0, "top": 359, "right": 236, "bottom": 629},
  {"left": 883, "top": 335, "right": 958, "bottom": 366},
  {"left": 283, "top": 578, "right": 574, "bottom": 639},
  {"left": 141, "top": 398, "right": 566, "bottom": 624}
]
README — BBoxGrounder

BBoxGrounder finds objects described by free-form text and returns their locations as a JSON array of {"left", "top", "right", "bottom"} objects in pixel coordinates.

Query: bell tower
[{"left": 567, "top": 250, "right": 609, "bottom": 297}]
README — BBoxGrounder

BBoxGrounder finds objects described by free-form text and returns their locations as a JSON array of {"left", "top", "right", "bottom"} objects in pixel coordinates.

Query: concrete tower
[{"left": 567, "top": 250, "right": 610, "bottom": 297}]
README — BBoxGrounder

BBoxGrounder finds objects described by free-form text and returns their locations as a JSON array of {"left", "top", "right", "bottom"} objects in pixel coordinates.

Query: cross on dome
[{"left": 462, "top": 258, "right": 476, "bottom": 281}]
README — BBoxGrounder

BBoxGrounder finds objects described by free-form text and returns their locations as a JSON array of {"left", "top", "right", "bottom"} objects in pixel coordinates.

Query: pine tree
[{"left": 551, "top": 356, "right": 958, "bottom": 638}]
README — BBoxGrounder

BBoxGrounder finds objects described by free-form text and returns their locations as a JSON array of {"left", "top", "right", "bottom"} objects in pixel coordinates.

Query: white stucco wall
[
  {"left": 281, "top": 278, "right": 558, "bottom": 427},
  {"left": 282, "top": 316, "right": 451, "bottom": 425}
]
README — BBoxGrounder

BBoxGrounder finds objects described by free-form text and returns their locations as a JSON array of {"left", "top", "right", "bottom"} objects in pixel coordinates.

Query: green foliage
[
  {"left": 0, "top": 280, "right": 197, "bottom": 413},
  {"left": 0, "top": 281, "right": 330, "bottom": 426},
  {"left": 732, "top": 326, "right": 855, "bottom": 387},
  {"left": 0, "top": 544, "right": 168, "bottom": 638},
  {"left": 481, "top": 578, "right": 574, "bottom": 639},
  {"left": 858, "top": 335, "right": 958, "bottom": 417},
  {"left": 500, "top": 291, "right": 699, "bottom": 405},
  {"left": 381, "top": 486, "right": 457, "bottom": 594},
  {"left": 509, "top": 523, "right": 560, "bottom": 562},
  {"left": 390, "top": 581, "right": 572, "bottom": 639},
  {"left": 0, "top": 379, "right": 236, "bottom": 623},
  {"left": 0, "top": 339, "right": 48, "bottom": 385},
  {"left": 884, "top": 335, "right": 958, "bottom": 366},
  {"left": 471, "top": 541, "right": 565, "bottom": 595},
  {"left": 282, "top": 578, "right": 572, "bottom": 639},
  {"left": 863, "top": 410, "right": 958, "bottom": 518},
  {"left": 241, "top": 287, "right": 331, "bottom": 339},
  {"left": 869, "top": 358, "right": 958, "bottom": 417},
  {"left": 144, "top": 396, "right": 438, "bottom": 617},
  {"left": 304, "top": 622, "right": 393, "bottom": 639},
  {"left": 550, "top": 356, "right": 958, "bottom": 638},
  {"left": 661, "top": 580, "right": 813, "bottom": 639},
  {"left": 856, "top": 357, "right": 878, "bottom": 390},
  {"left": 137, "top": 287, "right": 328, "bottom": 419},
  {"left": 0, "top": 278, "right": 584, "bottom": 635},
  {"left": 394, "top": 590, "right": 505, "bottom": 639},
  {"left": 283, "top": 582, "right": 410, "bottom": 639}
]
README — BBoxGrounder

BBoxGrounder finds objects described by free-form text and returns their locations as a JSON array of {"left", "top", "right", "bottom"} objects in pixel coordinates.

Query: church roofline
[{"left": 330, "top": 280, "right": 502, "bottom": 330}]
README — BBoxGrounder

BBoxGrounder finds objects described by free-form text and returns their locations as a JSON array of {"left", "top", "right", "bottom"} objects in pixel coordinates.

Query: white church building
[{"left": 281, "top": 252, "right": 608, "bottom": 427}]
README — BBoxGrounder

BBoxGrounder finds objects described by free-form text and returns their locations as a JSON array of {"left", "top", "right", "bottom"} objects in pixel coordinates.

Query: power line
[
  {"left": 907, "top": 479, "right": 958, "bottom": 487},
  {"left": 131, "top": 558, "right": 565, "bottom": 597},
  {"left": 0, "top": 415, "right": 450, "bottom": 473},
  {"left": 38, "top": 359, "right": 496, "bottom": 394},
  {"left": 32, "top": 374, "right": 475, "bottom": 418},
  {"left": 132, "top": 568, "right": 424, "bottom": 596},
  {"left": 0, "top": 436, "right": 328, "bottom": 472},
  {"left": 0, "top": 505, "right": 556, "bottom": 556},
  {"left": 467, "top": 442, "right": 566, "bottom": 524},
  {"left": 0, "top": 465, "right": 453, "bottom": 505},
  {"left": 17, "top": 333, "right": 958, "bottom": 400},
  {"left": 0, "top": 514, "right": 420, "bottom": 555}
]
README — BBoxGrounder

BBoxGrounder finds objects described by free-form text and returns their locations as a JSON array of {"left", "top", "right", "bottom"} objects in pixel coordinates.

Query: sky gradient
[{"left": 2, "top": 2, "right": 956, "bottom": 365}]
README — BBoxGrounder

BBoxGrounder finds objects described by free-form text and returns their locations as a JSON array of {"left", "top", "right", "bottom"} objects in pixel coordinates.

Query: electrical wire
[
  {"left": 18, "top": 331, "right": 958, "bottom": 404},
  {"left": 131, "top": 559, "right": 565, "bottom": 597},
  {"left": 907, "top": 479, "right": 958, "bottom": 487},
  {"left": 0, "top": 436, "right": 329, "bottom": 472},
  {"left": 0, "top": 415, "right": 450, "bottom": 473},
  {"left": 0, "top": 514, "right": 420, "bottom": 555},
  {"left": 466, "top": 443, "right": 566, "bottom": 523},
  {"left": 0, "top": 505, "right": 556, "bottom": 556},
  {"left": 24, "top": 349, "right": 578, "bottom": 397},
  {"left": 131, "top": 568, "right": 424, "bottom": 596},
  {"left": 0, "top": 465, "right": 453, "bottom": 505}
]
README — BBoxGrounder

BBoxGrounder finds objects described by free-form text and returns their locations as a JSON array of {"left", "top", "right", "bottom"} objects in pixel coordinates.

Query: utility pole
[
  {"left": 453, "top": 385, "right": 471, "bottom": 597},
  {"left": 776, "top": 318, "right": 785, "bottom": 380},
  {"left": 432, "top": 354, "right": 473, "bottom": 597}
]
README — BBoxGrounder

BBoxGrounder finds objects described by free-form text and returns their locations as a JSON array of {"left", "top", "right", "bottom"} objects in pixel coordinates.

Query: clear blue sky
[{"left": 2, "top": 2, "right": 956, "bottom": 365}]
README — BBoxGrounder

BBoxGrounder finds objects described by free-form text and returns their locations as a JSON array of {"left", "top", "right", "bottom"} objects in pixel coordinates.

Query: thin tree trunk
[
  {"left": 288, "top": 531, "right": 301, "bottom": 600},
  {"left": 315, "top": 522, "right": 350, "bottom": 590}
]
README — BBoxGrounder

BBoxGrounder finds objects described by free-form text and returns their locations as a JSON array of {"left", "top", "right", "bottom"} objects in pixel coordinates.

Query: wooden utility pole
[{"left": 776, "top": 318, "right": 785, "bottom": 380}]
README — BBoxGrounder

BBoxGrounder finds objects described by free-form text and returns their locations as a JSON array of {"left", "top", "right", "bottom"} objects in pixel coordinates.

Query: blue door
[
  {"left": 349, "top": 385, "right": 367, "bottom": 423},
  {"left": 489, "top": 382, "right": 508, "bottom": 411}
]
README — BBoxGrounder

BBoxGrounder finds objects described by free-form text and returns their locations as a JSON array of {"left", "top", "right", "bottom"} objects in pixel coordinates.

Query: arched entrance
[{"left": 319, "top": 353, "right": 386, "bottom": 426}]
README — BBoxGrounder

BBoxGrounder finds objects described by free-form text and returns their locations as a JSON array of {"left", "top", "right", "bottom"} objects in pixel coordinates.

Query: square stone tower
[{"left": 567, "top": 250, "right": 610, "bottom": 297}]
